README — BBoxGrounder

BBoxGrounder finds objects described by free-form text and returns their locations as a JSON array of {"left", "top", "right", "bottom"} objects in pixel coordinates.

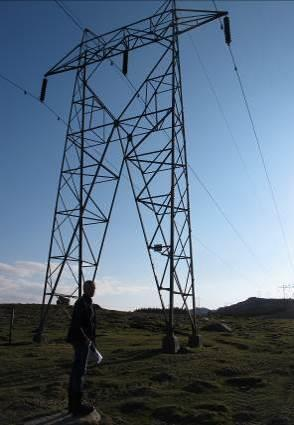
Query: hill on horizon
[
  {"left": 2, "top": 297, "right": 294, "bottom": 319},
  {"left": 215, "top": 297, "right": 294, "bottom": 318}
]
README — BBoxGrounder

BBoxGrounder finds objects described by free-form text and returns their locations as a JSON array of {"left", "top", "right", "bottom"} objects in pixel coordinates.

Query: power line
[
  {"left": 212, "top": 0, "right": 218, "bottom": 10},
  {"left": 54, "top": 0, "right": 84, "bottom": 32},
  {"left": 227, "top": 44, "right": 294, "bottom": 276},
  {"left": 212, "top": 0, "right": 223, "bottom": 30},
  {"left": 212, "top": 1, "right": 294, "bottom": 278},
  {"left": 0, "top": 72, "right": 65, "bottom": 124},
  {"left": 278, "top": 284, "right": 294, "bottom": 300},
  {"left": 54, "top": 1, "right": 144, "bottom": 101},
  {"left": 0, "top": 71, "right": 137, "bottom": 193},
  {"left": 52, "top": 0, "right": 271, "bottom": 281},
  {"left": 187, "top": 33, "right": 265, "bottom": 209},
  {"left": 0, "top": 0, "right": 269, "bottom": 300},
  {"left": 189, "top": 166, "right": 269, "bottom": 277},
  {"left": 193, "top": 235, "right": 260, "bottom": 287},
  {"left": 2, "top": 0, "right": 147, "bottom": 197}
]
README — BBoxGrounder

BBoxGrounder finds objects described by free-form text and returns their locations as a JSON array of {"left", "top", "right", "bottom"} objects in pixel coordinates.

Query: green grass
[{"left": 0, "top": 304, "right": 294, "bottom": 424}]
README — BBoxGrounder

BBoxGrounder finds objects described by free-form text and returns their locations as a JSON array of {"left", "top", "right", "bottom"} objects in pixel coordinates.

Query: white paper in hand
[{"left": 88, "top": 343, "right": 103, "bottom": 365}]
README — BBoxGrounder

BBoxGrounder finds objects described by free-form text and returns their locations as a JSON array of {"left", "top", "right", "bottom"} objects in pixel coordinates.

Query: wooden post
[{"left": 8, "top": 306, "right": 15, "bottom": 345}]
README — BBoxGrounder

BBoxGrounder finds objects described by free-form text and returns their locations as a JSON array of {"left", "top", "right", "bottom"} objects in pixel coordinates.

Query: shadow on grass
[
  {"left": 104, "top": 348, "right": 162, "bottom": 365},
  {"left": 0, "top": 341, "right": 33, "bottom": 347},
  {"left": 24, "top": 409, "right": 99, "bottom": 424}
]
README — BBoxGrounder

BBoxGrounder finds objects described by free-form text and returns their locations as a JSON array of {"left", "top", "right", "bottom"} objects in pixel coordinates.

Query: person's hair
[{"left": 83, "top": 280, "right": 95, "bottom": 290}]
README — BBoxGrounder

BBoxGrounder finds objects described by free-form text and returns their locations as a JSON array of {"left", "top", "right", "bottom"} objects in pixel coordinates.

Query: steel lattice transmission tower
[{"left": 34, "top": 0, "right": 228, "bottom": 352}]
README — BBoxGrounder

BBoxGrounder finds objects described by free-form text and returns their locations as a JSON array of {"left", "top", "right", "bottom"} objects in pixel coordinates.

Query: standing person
[{"left": 67, "top": 280, "right": 96, "bottom": 416}]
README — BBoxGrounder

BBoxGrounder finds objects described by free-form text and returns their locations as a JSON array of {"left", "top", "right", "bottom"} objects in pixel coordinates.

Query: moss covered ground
[{"left": 0, "top": 304, "right": 294, "bottom": 424}]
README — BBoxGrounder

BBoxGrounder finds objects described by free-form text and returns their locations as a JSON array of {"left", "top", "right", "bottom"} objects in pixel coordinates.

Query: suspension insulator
[
  {"left": 40, "top": 78, "right": 48, "bottom": 102},
  {"left": 122, "top": 49, "right": 129, "bottom": 75},
  {"left": 223, "top": 16, "right": 232, "bottom": 45}
]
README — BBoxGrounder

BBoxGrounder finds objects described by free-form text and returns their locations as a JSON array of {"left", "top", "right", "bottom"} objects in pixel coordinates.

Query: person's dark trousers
[{"left": 68, "top": 343, "right": 89, "bottom": 412}]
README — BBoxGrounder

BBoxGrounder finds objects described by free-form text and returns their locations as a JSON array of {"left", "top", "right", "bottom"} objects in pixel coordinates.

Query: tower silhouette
[{"left": 35, "top": 0, "right": 228, "bottom": 352}]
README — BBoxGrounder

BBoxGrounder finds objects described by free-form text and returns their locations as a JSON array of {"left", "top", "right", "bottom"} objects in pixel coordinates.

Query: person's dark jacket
[{"left": 67, "top": 294, "right": 96, "bottom": 345}]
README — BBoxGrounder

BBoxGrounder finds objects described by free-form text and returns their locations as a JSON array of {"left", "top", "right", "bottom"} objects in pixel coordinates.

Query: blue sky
[{"left": 1, "top": 0, "right": 294, "bottom": 310}]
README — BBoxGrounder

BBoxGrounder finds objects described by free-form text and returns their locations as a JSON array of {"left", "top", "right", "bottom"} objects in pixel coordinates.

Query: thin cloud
[
  {"left": 0, "top": 260, "right": 149, "bottom": 304},
  {"left": 97, "top": 276, "right": 149, "bottom": 295}
]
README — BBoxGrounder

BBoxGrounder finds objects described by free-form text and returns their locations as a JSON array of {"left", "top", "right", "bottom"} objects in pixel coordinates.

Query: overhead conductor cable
[
  {"left": 222, "top": 11, "right": 294, "bottom": 276},
  {"left": 53, "top": 0, "right": 271, "bottom": 282}
]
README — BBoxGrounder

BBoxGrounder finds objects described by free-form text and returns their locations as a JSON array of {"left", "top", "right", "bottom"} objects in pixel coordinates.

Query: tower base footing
[{"left": 162, "top": 334, "right": 180, "bottom": 354}]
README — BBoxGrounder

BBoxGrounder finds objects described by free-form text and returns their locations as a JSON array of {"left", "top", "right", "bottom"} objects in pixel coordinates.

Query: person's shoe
[
  {"left": 75, "top": 402, "right": 94, "bottom": 416},
  {"left": 70, "top": 392, "right": 94, "bottom": 416},
  {"left": 71, "top": 402, "right": 94, "bottom": 416},
  {"left": 67, "top": 390, "right": 76, "bottom": 413}
]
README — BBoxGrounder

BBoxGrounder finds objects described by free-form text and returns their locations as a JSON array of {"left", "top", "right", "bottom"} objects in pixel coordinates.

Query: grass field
[{"left": 0, "top": 303, "right": 294, "bottom": 424}]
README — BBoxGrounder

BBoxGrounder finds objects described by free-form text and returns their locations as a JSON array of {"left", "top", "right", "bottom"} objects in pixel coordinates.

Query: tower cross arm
[{"left": 45, "top": 9, "right": 227, "bottom": 77}]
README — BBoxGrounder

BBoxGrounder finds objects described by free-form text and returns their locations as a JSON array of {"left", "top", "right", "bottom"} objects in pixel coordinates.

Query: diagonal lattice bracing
[
  {"left": 39, "top": 52, "right": 128, "bottom": 330},
  {"left": 35, "top": 1, "right": 228, "bottom": 351},
  {"left": 46, "top": 5, "right": 226, "bottom": 76},
  {"left": 117, "top": 32, "right": 197, "bottom": 339}
]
